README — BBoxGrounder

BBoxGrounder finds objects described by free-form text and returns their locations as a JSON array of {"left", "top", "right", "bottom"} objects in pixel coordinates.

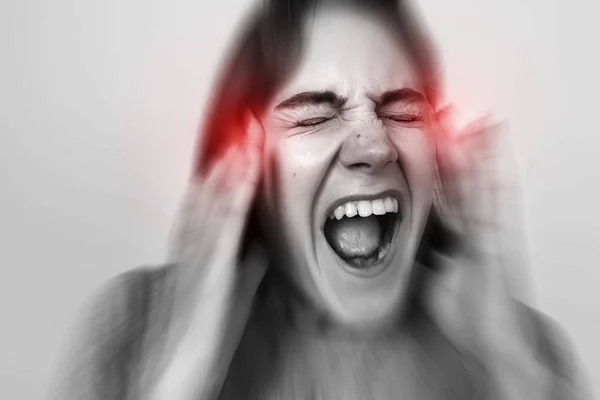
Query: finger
[
  {"left": 203, "top": 145, "right": 240, "bottom": 191},
  {"left": 476, "top": 124, "right": 533, "bottom": 303},
  {"left": 216, "top": 112, "right": 263, "bottom": 194},
  {"left": 456, "top": 114, "right": 494, "bottom": 141},
  {"left": 461, "top": 124, "right": 497, "bottom": 243},
  {"left": 178, "top": 145, "right": 241, "bottom": 236},
  {"left": 172, "top": 146, "right": 242, "bottom": 260},
  {"left": 213, "top": 117, "right": 264, "bottom": 253},
  {"left": 436, "top": 116, "right": 505, "bottom": 237},
  {"left": 228, "top": 113, "right": 264, "bottom": 213},
  {"left": 459, "top": 122, "right": 517, "bottom": 244},
  {"left": 220, "top": 143, "right": 262, "bottom": 242},
  {"left": 244, "top": 117, "right": 264, "bottom": 187},
  {"left": 184, "top": 147, "right": 240, "bottom": 227},
  {"left": 246, "top": 110, "right": 265, "bottom": 153},
  {"left": 436, "top": 103, "right": 460, "bottom": 138},
  {"left": 434, "top": 115, "right": 471, "bottom": 232}
]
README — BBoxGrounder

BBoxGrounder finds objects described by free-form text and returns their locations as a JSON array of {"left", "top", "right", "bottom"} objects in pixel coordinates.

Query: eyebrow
[
  {"left": 275, "top": 90, "right": 347, "bottom": 110},
  {"left": 377, "top": 88, "right": 427, "bottom": 107}
]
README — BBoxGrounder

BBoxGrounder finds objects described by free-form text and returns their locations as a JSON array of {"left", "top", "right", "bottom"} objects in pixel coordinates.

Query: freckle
[
  {"left": 357, "top": 134, "right": 361, "bottom": 138},
  {"left": 293, "top": 172, "right": 297, "bottom": 177}
]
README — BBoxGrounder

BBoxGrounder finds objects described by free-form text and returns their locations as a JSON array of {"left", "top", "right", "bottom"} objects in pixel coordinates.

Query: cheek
[
  {"left": 264, "top": 123, "right": 344, "bottom": 200},
  {"left": 390, "top": 130, "right": 436, "bottom": 200},
  {"left": 270, "top": 137, "right": 333, "bottom": 211}
]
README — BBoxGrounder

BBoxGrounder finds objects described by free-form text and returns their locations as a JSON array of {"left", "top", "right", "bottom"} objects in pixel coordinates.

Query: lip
[{"left": 320, "top": 189, "right": 405, "bottom": 278}]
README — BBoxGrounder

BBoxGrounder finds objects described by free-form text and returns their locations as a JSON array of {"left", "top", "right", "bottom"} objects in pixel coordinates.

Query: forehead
[{"left": 271, "top": 6, "right": 421, "bottom": 106}]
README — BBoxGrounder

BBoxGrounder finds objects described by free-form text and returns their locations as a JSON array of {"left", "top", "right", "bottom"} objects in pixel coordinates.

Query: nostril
[{"left": 349, "top": 162, "right": 371, "bottom": 170}]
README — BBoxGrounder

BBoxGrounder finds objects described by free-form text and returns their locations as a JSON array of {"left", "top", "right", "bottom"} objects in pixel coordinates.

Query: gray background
[{"left": 1, "top": 0, "right": 598, "bottom": 398}]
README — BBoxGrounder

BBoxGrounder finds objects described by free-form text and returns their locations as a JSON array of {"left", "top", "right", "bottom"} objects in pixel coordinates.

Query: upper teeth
[{"left": 329, "top": 196, "right": 399, "bottom": 220}]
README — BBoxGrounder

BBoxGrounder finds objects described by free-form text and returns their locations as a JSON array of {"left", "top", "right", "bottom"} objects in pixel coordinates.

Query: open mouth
[{"left": 323, "top": 193, "right": 402, "bottom": 273}]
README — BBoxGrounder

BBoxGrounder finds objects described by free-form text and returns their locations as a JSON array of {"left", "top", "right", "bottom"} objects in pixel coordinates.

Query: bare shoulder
[
  {"left": 51, "top": 265, "right": 172, "bottom": 400},
  {"left": 80, "top": 265, "right": 171, "bottom": 340},
  {"left": 516, "top": 302, "right": 592, "bottom": 399}
]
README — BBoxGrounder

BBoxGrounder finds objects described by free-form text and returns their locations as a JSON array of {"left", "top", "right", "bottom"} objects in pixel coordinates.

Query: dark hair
[{"left": 193, "top": 0, "right": 441, "bottom": 177}]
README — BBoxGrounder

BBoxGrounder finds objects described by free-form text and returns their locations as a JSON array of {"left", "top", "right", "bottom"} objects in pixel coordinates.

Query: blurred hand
[
  {"left": 425, "top": 105, "right": 549, "bottom": 399},
  {"left": 145, "top": 113, "right": 267, "bottom": 400}
]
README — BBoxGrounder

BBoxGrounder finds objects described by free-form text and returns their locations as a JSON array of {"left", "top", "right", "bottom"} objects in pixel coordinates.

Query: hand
[
  {"left": 424, "top": 106, "right": 547, "bottom": 398},
  {"left": 146, "top": 113, "right": 267, "bottom": 400}
]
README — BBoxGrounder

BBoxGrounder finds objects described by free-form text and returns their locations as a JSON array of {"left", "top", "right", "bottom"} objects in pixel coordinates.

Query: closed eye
[
  {"left": 294, "top": 116, "right": 335, "bottom": 127},
  {"left": 380, "top": 113, "right": 423, "bottom": 123}
]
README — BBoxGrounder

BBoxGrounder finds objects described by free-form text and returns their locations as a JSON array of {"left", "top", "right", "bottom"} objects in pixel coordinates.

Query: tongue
[{"left": 325, "top": 215, "right": 382, "bottom": 259}]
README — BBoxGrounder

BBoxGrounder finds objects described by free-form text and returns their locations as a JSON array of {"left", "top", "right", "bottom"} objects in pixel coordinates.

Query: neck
[{"left": 256, "top": 269, "right": 424, "bottom": 341}]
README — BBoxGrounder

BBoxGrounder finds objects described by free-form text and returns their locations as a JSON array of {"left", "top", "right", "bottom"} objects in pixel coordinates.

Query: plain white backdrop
[{"left": 1, "top": 0, "right": 598, "bottom": 398}]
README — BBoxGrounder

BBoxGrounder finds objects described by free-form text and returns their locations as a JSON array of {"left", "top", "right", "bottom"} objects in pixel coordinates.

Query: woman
[{"left": 55, "top": 0, "right": 587, "bottom": 399}]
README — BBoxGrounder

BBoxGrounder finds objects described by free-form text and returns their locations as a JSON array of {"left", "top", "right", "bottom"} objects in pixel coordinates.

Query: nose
[{"left": 338, "top": 125, "right": 398, "bottom": 174}]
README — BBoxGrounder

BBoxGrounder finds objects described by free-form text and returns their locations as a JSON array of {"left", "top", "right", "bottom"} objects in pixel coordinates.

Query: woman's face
[{"left": 258, "top": 5, "right": 437, "bottom": 328}]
